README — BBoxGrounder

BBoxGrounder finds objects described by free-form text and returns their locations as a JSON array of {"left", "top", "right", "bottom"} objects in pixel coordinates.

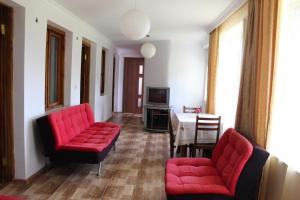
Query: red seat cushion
[
  {"left": 165, "top": 128, "right": 253, "bottom": 196},
  {"left": 165, "top": 158, "right": 231, "bottom": 196},
  {"left": 60, "top": 122, "right": 120, "bottom": 152}
]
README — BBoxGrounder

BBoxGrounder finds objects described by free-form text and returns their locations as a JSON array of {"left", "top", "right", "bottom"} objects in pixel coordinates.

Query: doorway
[
  {"left": 123, "top": 58, "right": 144, "bottom": 114},
  {"left": 112, "top": 56, "right": 116, "bottom": 112},
  {"left": 0, "top": 3, "right": 14, "bottom": 183},
  {"left": 80, "top": 42, "right": 90, "bottom": 104}
]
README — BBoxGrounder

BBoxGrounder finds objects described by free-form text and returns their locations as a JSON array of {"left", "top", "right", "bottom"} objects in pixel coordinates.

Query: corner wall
[
  {"left": 144, "top": 40, "right": 208, "bottom": 113},
  {"left": 114, "top": 40, "right": 208, "bottom": 115}
]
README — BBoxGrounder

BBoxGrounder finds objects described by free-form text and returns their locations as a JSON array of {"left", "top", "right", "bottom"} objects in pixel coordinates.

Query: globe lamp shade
[
  {"left": 120, "top": 9, "right": 151, "bottom": 40},
  {"left": 141, "top": 42, "right": 156, "bottom": 58}
]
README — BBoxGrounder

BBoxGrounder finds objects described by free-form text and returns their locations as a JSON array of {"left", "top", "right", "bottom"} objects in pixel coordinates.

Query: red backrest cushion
[
  {"left": 48, "top": 103, "right": 95, "bottom": 150},
  {"left": 212, "top": 128, "right": 253, "bottom": 195}
]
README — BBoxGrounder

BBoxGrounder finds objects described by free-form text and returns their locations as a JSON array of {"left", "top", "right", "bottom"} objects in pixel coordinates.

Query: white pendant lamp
[
  {"left": 141, "top": 42, "right": 156, "bottom": 59},
  {"left": 120, "top": 1, "right": 151, "bottom": 40}
]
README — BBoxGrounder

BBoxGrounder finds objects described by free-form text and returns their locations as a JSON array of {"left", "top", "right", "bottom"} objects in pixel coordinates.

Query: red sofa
[
  {"left": 165, "top": 128, "right": 269, "bottom": 200},
  {"left": 36, "top": 103, "right": 120, "bottom": 175}
]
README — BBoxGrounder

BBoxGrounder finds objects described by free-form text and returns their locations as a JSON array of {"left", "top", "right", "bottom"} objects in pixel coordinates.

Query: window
[
  {"left": 268, "top": 0, "right": 300, "bottom": 171},
  {"left": 215, "top": 20, "right": 245, "bottom": 131},
  {"left": 45, "top": 26, "right": 65, "bottom": 110},
  {"left": 100, "top": 49, "right": 106, "bottom": 95},
  {"left": 137, "top": 64, "right": 144, "bottom": 108}
]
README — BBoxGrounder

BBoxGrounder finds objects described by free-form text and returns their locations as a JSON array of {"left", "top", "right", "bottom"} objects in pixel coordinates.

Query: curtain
[
  {"left": 206, "top": 28, "right": 219, "bottom": 114},
  {"left": 267, "top": 0, "right": 300, "bottom": 174},
  {"left": 260, "top": 156, "right": 300, "bottom": 200},
  {"left": 206, "top": 4, "right": 248, "bottom": 116},
  {"left": 215, "top": 4, "right": 248, "bottom": 131},
  {"left": 260, "top": 0, "right": 300, "bottom": 199},
  {"left": 234, "top": 0, "right": 279, "bottom": 147}
]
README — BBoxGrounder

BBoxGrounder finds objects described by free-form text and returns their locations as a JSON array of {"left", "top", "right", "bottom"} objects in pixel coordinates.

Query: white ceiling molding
[{"left": 207, "top": 0, "right": 247, "bottom": 33}]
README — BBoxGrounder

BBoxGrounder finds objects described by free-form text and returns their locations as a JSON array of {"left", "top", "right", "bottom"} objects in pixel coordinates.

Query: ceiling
[{"left": 52, "top": 0, "right": 244, "bottom": 44}]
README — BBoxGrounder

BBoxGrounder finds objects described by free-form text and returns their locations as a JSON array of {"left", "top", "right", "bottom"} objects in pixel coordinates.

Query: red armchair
[{"left": 165, "top": 128, "right": 269, "bottom": 200}]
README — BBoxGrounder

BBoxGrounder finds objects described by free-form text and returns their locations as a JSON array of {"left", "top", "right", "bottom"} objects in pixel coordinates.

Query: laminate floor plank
[{"left": 0, "top": 113, "right": 169, "bottom": 200}]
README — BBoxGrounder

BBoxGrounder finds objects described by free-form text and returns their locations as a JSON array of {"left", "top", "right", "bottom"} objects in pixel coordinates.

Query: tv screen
[{"left": 147, "top": 87, "right": 170, "bottom": 105}]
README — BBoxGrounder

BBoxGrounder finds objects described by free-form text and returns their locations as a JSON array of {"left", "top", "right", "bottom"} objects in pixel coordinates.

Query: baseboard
[{"left": 13, "top": 165, "right": 47, "bottom": 184}]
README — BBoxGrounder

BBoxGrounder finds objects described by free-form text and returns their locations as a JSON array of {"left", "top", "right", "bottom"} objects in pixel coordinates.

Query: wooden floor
[{"left": 0, "top": 113, "right": 169, "bottom": 200}]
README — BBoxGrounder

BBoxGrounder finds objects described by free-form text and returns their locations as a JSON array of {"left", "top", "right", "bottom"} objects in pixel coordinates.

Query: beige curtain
[
  {"left": 260, "top": 156, "right": 300, "bottom": 200},
  {"left": 234, "top": 0, "right": 279, "bottom": 148},
  {"left": 206, "top": 4, "right": 247, "bottom": 116},
  {"left": 206, "top": 28, "right": 219, "bottom": 114},
  {"left": 259, "top": 0, "right": 300, "bottom": 199}
]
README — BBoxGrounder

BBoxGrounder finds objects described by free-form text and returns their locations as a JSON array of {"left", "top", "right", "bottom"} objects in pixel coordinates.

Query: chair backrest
[
  {"left": 183, "top": 106, "right": 202, "bottom": 113},
  {"left": 194, "top": 115, "right": 221, "bottom": 145},
  {"left": 168, "top": 110, "right": 175, "bottom": 158},
  {"left": 212, "top": 128, "right": 253, "bottom": 196}
]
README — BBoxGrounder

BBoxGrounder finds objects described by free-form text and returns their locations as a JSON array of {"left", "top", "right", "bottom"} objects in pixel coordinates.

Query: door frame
[
  {"left": 0, "top": 2, "right": 14, "bottom": 183},
  {"left": 112, "top": 56, "right": 116, "bottom": 112},
  {"left": 80, "top": 41, "right": 91, "bottom": 104}
]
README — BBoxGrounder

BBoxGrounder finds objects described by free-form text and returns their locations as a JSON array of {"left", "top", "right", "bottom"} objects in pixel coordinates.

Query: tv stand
[{"left": 144, "top": 104, "right": 171, "bottom": 132}]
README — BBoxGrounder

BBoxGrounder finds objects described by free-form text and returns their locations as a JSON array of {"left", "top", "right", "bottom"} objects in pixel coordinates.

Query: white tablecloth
[{"left": 174, "top": 113, "right": 223, "bottom": 150}]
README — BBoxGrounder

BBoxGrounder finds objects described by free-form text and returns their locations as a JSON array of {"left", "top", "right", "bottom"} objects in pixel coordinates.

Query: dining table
[{"left": 174, "top": 112, "right": 223, "bottom": 153}]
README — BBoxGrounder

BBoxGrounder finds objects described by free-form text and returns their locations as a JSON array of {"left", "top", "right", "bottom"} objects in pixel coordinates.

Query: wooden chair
[
  {"left": 191, "top": 115, "right": 221, "bottom": 157},
  {"left": 168, "top": 111, "right": 176, "bottom": 158},
  {"left": 183, "top": 106, "right": 201, "bottom": 113}
]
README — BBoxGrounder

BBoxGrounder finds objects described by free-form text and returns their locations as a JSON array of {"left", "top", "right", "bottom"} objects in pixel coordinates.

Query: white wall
[
  {"left": 144, "top": 40, "right": 208, "bottom": 113},
  {"left": 144, "top": 41, "right": 171, "bottom": 87},
  {"left": 1, "top": 0, "right": 114, "bottom": 179}
]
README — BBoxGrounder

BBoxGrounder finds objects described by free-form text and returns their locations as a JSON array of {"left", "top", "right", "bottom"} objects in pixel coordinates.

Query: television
[{"left": 146, "top": 87, "right": 170, "bottom": 105}]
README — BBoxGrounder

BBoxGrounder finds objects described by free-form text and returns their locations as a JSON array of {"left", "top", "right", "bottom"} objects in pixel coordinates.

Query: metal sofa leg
[{"left": 97, "top": 162, "right": 102, "bottom": 176}]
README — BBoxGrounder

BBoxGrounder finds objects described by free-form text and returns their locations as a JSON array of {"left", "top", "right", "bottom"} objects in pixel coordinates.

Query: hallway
[{"left": 0, "top": 113, "right": 169, "bottom": 200}]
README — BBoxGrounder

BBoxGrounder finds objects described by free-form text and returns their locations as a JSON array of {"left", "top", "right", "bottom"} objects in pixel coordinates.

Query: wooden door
[
  {"left": 80, "top": 43, "right": 90, "bottom": 104},
  {"left": 0, "top": 3, "right": 14, "bottom": 183},
  {"left": 123, "top": 58, "right": 144, "bottom": 114}
]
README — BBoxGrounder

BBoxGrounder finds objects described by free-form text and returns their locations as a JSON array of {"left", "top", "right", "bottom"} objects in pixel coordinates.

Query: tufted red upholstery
[
  {"left": 59, "top": 123, "right": 120, "bottom": 152},
  {"left": 165, "top": 128, "right": 253, "bottom": 197},
  {"left": 166, "top": 158, "right": 231, "bottom": 196},
  {"left": 48, "top": 103, "right": 120, "bottom": 152},
  {"left": 211, "top": 128, "right": 253, "bottom": 194}
]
